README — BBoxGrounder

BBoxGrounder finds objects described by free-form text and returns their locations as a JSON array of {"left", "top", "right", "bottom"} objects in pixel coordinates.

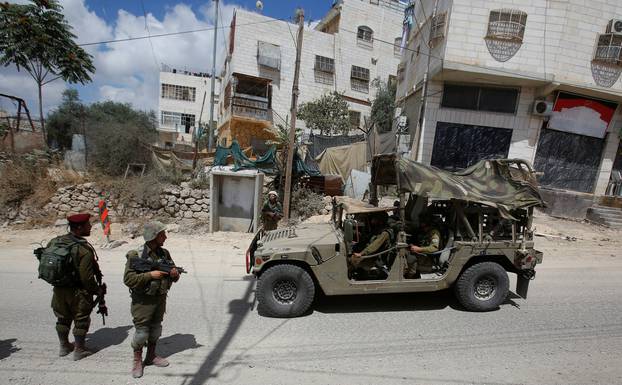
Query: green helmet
[{"left": 143, "top": 221, "right": 167, "bottom": 242}]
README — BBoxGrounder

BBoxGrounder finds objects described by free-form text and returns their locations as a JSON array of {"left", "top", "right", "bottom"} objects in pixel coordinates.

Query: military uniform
[
  {"left": 124, "top": 244, "right": 176, "bottom": 349},
  {"left": 262, "top": 198, "right": 283, "bottom": 231},
  {"left": 49, "top": 213, "right": 101, "bottom": 360},
  {"left": 405, "top": 227, "right": 441, "bottom": 278},
  {"left": 351, "top": 228, "right": 394, "bottom": 271},
  {"left": 125, "top": 221, "right": 179, "bottom": 378}
]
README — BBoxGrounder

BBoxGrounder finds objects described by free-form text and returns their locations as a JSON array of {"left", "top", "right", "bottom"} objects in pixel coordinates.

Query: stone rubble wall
[{"left": 43, "top": 182, "right": 210, "bottom": 222}]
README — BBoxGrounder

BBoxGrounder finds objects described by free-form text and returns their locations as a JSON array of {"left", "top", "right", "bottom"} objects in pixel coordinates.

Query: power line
[
  {"left": 139, "top": 0, "right": 160, "bottom": 71},
  {"left": 78, "top": 17, "right": 287, "bottom": 47}
]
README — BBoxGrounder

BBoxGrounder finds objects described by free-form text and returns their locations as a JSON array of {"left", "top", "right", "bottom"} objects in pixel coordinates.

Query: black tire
[
  {"left": 454, "top": 262, "right": 509, "bottom": 312},
  {"left": 257, "top": 264, "right": 316, "bottom": 318}
]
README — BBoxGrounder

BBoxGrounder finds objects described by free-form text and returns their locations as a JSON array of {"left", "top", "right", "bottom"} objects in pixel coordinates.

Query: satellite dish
[{"left": 256, "top": 1, "right": 263, "bottom": 11}]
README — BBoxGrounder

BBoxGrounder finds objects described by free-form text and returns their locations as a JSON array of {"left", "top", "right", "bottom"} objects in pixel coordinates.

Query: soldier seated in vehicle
[
  {"left": 349, "top": 211, "right": 395, "bottom": 279},
  {"left": 404, "top": 213, "right": 442, "bottom": 279}
]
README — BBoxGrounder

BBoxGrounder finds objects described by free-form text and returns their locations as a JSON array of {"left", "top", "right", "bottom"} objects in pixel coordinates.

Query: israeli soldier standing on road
[
  {"left": 48, "top": 213, "right": 105, "bottom": 360},
  {"left": 124, "top": 221, "right": 180, "bottom": 378}
]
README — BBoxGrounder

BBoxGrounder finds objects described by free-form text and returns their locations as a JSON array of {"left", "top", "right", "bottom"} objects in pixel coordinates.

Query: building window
[
  {"left": 349, "top": 110, "right": 361, "bottom": 129},
  {"left": 314, "top": 55, "right": 335, "bottom": 85},
  {"left": 369, "top": 0, "right": 379, "bottom": 5},
  {"left": 429, "top": 12, "right": 447, "bottom": 48},
  {"left": 397, "top": 63, "right": 405, "bottom": 83},
  {"left": 441, "top": 84, "right": 519, "bottom": 114},
  {"left": 388, "top": 74, "right": 397, "bottom": 89},
  {"left": 357, "top": 26, "right": 373, "bottom": 47},
  {"left": 160, "top": 111, "right": 196, "bottom": 133},
  {"left": 257, "top": 41, "right": 281, "bottom": 70},
  {"left": 486, "top": 9, "right": 528, "bottom": 43},
  {"left": 181, "top": 113, "right": 195, "bottom": 132},
  {"left": 351, "top": 65, "right": 370, "bottom": 93},
  {"left": 315, "top": 55, "right": 335, "bottom": 73},
  {"left": 161, "top": 83, "right": 196, "bottom": 102},
  {"left": 161, "top": 111, "right": 181, "bottom": 127},
  {"left": 394, "top": 37, "right": 402, "bottom": 56},
  {"left": 593, "top": 34, "right": 622, "bottom": 66}
]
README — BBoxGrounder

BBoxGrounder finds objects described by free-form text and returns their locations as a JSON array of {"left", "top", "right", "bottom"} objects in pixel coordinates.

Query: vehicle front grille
[{"left": 263, "top": 227, "right": 295, "bottom": 242}]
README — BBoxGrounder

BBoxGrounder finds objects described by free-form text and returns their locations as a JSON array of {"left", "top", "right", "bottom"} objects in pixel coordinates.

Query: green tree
[
  {"left": 0, "top": 0, "right": 95, "bottom": 141},
  {"left": 46, "top": 88, "right": 83, "bottom": 150},
  {"left": 298, "top": 91, "right": 350, "bottom": 135},
  {"left": 370, "top": 78, "right": 396, "bottom": 133},
  {"left": 85, "top": 101, "right": 157, "bottom": 176}
]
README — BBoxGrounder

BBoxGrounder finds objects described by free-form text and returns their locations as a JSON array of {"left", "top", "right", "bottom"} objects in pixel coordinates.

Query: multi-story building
[
  {"left": 217, "top": 0, "right": 407, "bottom": 148},
  {"left": 397, "top": 0, "right": 622, "bottom": 215},
  {"left": 157, "top": 64, "right": 220, "bottom": 148}
]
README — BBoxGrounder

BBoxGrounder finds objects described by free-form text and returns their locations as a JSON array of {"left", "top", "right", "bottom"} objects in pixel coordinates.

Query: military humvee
[{"left": 247, "top": 154, "right": 544, "bottom": 318}]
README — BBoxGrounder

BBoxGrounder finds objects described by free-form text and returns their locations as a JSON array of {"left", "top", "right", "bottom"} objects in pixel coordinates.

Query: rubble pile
[{"left": 43, "top": 182, "right": 210, "bottom": 222}]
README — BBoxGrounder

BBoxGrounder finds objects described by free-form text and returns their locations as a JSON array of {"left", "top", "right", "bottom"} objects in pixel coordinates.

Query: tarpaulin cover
[
  {"left": 307, "top": 133, "right": 365, "bottom": 159},
  {"left": 373, "top": 154, "right": 545, "bottom": 218},
  {"left": 316, "top": 141, "right": 367, "bottom": 181},
  {"left": 214, "top": 140, "right": 278, "bottom": 174}
]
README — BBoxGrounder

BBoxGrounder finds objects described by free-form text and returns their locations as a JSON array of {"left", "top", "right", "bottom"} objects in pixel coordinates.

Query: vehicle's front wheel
[
  {"left": 454, "top": 262, "right": 509, "bottom": 312},
  {"left": 257, "top": 264, "right": 316, "bottom": 318}
]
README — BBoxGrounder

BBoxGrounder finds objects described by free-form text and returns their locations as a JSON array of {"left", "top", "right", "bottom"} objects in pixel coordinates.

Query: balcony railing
[{"left": 224, "top": 93, "right": 272, "bottom": 122}]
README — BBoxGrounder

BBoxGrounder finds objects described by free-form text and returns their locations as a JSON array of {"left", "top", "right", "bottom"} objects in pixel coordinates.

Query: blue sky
[
  {"left": 88, "top": 0, "right": 333, "bottom": 26},
  {"left": 0, "top": 0, "right": 336, "bottom": 116}
]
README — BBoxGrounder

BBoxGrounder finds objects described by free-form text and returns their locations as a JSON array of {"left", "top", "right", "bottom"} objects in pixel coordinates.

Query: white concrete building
[
  {"left": 217, "top": 0, "right": 406, "bottom": 148},
  {"left": 157, "top": 64, "right": 220, "bottom": 148},
  {"left": 397, "top": 0, "right": 622, "bottom": 212}
]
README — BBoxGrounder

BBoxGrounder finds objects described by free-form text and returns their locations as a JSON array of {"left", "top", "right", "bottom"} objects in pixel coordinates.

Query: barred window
[
  {"left": 429, "top": 12, "right": 447, "bottom": 47},
  {"left": 314, "top": 55, "right": 335, "bottom": 73},
  {"left": 441, "top": 84, "right": 519, "bottom": 114},
  {"left": 486, "top": 9, "right": 528, "bottom": 42},
  {"left": 357, "top": 26, "right": 373, "bottom": 44},
  {"left": 349, "top": 110, "right": 361, "bottom": 129},
  {"left": 593, "top": 33, "right": 622, "bottom": 66},
  {"left": 314, "top": 70, "right": 334, "bottom": 85},
  {"left": 161, "top": 83, "right": 196, "bottom": 102},
  {"left": 181, "top": 113, "right": 195, "bottom": 128},
  {"left": 351, "top": 65, "right": 370, "bottom": 81},
  {"left": 351, "top": 65, "right": 370, "bottom": 93},
  {"left": 394, "top": 37, "right": 402, "bottom": 56}
]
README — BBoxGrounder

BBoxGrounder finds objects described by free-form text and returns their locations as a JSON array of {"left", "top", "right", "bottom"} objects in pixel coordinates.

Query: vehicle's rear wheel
[
  {"left": 257, "top": 264, "right": 315, "bottom": 318},
  {"left": 454, "top": 262, "right": 509, "bottom": 312}
]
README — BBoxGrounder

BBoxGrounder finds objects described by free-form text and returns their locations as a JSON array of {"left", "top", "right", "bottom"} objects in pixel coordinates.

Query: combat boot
[
  {"left": 132, "top": 349, "right": 144, "bottom": 378},
  {"left": 72, "top": 335, "right": 93, "bottom": 361},
  {"left": 144, "top": 342, "right": 169, "bottom": 367},
  {"left": 57, "top": 330, "right": 74, "bottom": 357}
]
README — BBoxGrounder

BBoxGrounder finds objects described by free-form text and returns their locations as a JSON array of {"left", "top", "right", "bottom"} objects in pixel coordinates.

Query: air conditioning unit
[
  {"left": 606, "top": 19, "right": 622, "bottom": 34},
  {"left": 532, "top": 100, "right": 554, "bottom": 116}
]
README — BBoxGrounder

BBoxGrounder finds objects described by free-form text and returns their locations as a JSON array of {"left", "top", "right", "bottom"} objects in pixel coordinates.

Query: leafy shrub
[{"left": 290, "top": 186, "right": 325, "bottom": 221}]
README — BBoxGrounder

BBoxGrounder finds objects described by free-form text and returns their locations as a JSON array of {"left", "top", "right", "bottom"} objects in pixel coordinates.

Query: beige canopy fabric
[
  {"left": 315, "top": 141, "right": 367, "bottom": 181},
  {"left": 335, "top": 196, "right": 394, "bottom": 214}
]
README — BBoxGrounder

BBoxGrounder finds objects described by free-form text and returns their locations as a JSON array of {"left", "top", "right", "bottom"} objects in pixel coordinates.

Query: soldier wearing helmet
[
  {"left": 123, "top": 221, "right": 180, "bottom": 378},
  {"left": 261, "top": 190, "right": 283, "bottom": 231}
]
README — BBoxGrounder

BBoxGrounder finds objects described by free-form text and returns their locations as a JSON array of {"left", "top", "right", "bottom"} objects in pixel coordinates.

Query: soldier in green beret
[{"left": 124, "top": 221, "right": 180, "bottom": 378}]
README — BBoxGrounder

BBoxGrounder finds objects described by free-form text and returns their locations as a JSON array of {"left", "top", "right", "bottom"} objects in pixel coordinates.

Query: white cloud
[{"left": 0, "top": 0, "right": 237, "bottom": 115}]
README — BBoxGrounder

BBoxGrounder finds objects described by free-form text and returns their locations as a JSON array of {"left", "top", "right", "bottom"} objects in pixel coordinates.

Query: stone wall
[{"left": 43, "top": 182, "right": 210, "bottom": 222}]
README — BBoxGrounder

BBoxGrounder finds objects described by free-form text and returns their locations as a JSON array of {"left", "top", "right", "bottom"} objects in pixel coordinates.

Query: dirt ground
[{"left": 1, "top": 210, "right": 619, "bottom": 258}]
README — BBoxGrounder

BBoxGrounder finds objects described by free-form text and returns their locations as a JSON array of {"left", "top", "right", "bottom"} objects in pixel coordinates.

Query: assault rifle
[{"left": 130, "top": 258, "right": 187, "bottom": 275}]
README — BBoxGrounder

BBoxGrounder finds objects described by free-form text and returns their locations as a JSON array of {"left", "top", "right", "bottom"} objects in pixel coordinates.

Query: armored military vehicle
[{"left": 247, "top": 154, "right": 544, "bottom": 317}]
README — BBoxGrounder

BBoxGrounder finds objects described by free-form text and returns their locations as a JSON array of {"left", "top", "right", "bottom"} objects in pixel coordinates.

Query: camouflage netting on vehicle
[
  {"left": 396, "top": 158, "right": 545, "bottom": 217},
  {"left": 372, "top": 155, "right": 544, "bottom": 218}
]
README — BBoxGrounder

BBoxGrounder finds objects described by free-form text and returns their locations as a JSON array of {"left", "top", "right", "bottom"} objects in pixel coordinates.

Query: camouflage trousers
[
  {"left": 130, "top": 294, "right": 167, "bottom": 350},
  {"left": 51, "top": 287, "right": 94, "bottom": 337}
]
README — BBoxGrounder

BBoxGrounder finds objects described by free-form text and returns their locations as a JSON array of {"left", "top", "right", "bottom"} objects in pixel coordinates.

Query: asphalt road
[{"left": 0, "top": 232, "right": 621, "bottom": 385}]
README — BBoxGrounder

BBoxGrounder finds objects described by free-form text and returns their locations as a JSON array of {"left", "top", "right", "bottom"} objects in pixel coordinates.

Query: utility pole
[
  {"left": 412, "top": 0, "right": 439, "bottom": 162},
  {"left": 192, "top": 90, "right": 207, "bottom": 169},
  {"left": 283, "top": 8, "right": 304, "bottom": 221},
  {"left": 207, "top": 0, "right": 219, "bottom": 152}
]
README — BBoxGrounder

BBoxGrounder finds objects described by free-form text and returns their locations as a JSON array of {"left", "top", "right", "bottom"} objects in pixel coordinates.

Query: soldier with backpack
[{"left": 36, "top": 213, "right": 105, "bottom": 360}]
